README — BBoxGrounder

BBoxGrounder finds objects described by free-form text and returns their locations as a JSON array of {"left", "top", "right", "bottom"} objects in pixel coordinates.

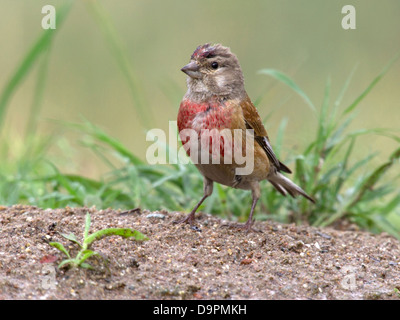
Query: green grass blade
[
  {"left": 77, "top": 249, "right": 99, "bottom": 266},
  {"left": 25, "top": 45, "right": 52, "bottom": 137},
  {"left": 60, "top": 233, "right": 82, "bottom": 248},
  {"left": 84, "top": 0, "right": 152, "bottom": 129},
  {"left": 346, "top": 153, "right": 376, "bottom": 178},
  {"left": 84, "top": 228, "right": 148, "bottom": 246},
  {"left": 313, "top": 77, "right": 331, "bottom": 160},
  {"left": 258, "top": 69, "right": 316, "bottom": 112},
  {"left": 84, "top": 212, "right": 91, "bottom": 239},
  {"left": 333, "top": 137, "right": 355, "bottom": 194},
  {"left": 389, "top": 147, "right": 400, "bottom": 162},
  {"left": 80, "top": 120, "right": 144, "bottom": 166},
  {"left": 342, "top": 52, "right": 400, "bottom": 116},
  {"left": 0, "top": 1, "right": 73, "bottom": 129},
  {"left": 379, "top": 194, "right": 400, "bottom": 216},
  {"left": 49, "top": 242, "right": 71, "bottom": 259},
  {"left": 58, "top": 259, "right": 74, "bottom": 269},
  {"left": 49, "top": 164, "right": 84, "bottom": 205},
  {"left": 345, "top": 160, "right": 395, "bottom": 211},
  {"left": 79, "top": 262, "right": 94, "bottom": 269},
  {"left": 334, "top": 63, "right": 358, "bottom": 108},
  {"left": 370, "top": 215, "right": 400, "bottom": 240}
]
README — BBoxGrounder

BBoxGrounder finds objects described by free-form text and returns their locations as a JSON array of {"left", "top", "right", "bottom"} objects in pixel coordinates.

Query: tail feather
[{"left": 268, "top": 172, "right": 315, "bottom": 203}]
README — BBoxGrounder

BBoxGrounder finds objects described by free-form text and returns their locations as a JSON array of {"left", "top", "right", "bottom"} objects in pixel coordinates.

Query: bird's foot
[
  {"left": 173, "top": 213, "right": 195, "bottom": 225},
  {"left": 173, "top": 213, "right": 202, "bottom": 232}
]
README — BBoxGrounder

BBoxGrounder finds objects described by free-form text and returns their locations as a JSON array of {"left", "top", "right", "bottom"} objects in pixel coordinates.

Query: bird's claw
[
  {"left": 173, "top": 215, "right": 193, "bottom": 225},
  {"left": 173, "top": 214, "right": 202, "bottom": 232}
]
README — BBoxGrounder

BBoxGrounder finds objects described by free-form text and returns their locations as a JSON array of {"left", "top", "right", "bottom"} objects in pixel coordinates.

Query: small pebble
[
  {"left": 146, "top": 213, "right": 165, "bottom": 219},
  {"left": 315, "top": 231, "right": 332, "bottom": 240}
]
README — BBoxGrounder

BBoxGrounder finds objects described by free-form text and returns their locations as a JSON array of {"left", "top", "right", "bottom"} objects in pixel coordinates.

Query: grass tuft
[{"left": 50, "top": 212, "right": 148, "bottom": 269}]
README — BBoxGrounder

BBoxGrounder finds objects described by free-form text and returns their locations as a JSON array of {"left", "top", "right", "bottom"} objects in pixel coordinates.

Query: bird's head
[{"left": 181, "top": 43, "right": 245, "bottom": 100}]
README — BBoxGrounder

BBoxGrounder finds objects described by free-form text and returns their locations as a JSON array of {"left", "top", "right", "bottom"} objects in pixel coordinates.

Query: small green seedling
[{"left": 49, "top": 212, "right": 148, "bottom": 269}]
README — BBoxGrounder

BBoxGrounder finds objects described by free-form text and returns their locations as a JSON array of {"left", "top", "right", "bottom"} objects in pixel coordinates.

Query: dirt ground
[{"left": 0, "top": 204, "right": 399, "bottom": 300}]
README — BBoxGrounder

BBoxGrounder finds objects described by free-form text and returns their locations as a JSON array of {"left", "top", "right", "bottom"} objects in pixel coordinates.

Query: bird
[{"left": 176, "top": 43, "right": 314, "bottom": 232}]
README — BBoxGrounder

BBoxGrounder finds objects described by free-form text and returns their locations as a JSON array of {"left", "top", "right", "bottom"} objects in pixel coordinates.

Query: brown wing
[{"left": 240, "top": 94, "right": 292, "bottom": 174}]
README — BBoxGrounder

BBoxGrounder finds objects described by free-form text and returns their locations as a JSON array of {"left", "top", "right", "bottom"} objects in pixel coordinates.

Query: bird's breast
[
  {"left": 178, "top": 99, "right": 238, "bottom": 160},
  {"left": 177, "top": 98, "right": 268, "bottom": 186},
  {"left": 177, "top": 99, "right": 233, "bottom": 132}
]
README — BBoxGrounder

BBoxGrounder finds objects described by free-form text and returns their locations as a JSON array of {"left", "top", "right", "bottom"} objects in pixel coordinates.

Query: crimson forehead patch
[{"left": 191, "top": 43, "right": 216, "bottom": 59}]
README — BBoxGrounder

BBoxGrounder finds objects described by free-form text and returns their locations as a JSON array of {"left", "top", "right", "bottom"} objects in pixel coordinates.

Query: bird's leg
[
  {"left": 174, "top": 194, "right": 208, "bottom": 226},
  {"left": 174, "top": 176, "right": 213, "bottom": 226},
  {"left": 223, "top": 181, "right": 262, "bottom": 233},
  {"left": 242, "top": 195, "right": 259, "bottom": 232}
]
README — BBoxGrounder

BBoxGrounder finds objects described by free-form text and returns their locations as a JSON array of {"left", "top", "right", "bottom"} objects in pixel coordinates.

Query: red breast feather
[{"left": 178, "top": 99, "right": 235, "bottom": 158}]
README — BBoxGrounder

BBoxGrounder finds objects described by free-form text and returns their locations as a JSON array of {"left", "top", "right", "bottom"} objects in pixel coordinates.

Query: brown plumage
[{"left": 176, "top": 43, "right": 314, "bottom": 232}]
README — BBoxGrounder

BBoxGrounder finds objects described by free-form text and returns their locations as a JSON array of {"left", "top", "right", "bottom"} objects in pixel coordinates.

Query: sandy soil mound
[{"left": 0, "top": 205, "right": 399, "bottom": 300}]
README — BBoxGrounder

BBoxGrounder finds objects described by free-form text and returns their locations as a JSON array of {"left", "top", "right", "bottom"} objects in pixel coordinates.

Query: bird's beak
[{"left": 181, "top": 61, "right": 202, "bottom": 79}]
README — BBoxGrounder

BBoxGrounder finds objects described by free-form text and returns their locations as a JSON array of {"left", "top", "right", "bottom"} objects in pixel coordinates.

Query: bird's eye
[{"left": 211, "top": 62, "right": 219, "bottom": 69}]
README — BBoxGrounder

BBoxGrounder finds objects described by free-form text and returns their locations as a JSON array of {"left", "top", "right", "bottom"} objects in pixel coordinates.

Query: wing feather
[{"left": 240, "top": 94, "right": 292, "bottom": 174}]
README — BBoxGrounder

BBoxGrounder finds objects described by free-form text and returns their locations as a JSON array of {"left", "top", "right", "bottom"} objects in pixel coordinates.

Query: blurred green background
[
  {"left": 0, "top": 0, "right": 399, "bottom": 237},
  {"left": 1, "top": 0, "right": 399, "bottom": 177}
]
